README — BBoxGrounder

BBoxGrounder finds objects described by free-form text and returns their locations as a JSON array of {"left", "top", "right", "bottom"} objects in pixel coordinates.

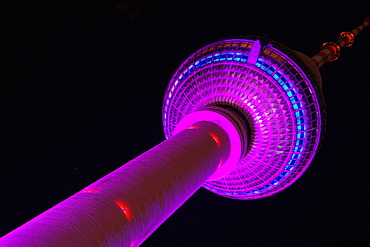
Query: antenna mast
[{"left": 311, "top": 17, "right": 370, "bottom": 68}]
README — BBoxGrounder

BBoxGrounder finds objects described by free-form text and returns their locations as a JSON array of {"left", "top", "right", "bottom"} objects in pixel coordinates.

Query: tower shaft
[{"left": 0, "top": 121, "right": 231, "bottom": 246}]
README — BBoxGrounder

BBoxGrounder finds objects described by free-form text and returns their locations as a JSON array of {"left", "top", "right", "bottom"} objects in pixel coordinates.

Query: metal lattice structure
[{"left": 163, "top": 37, "right": 326, "bottom": 199}]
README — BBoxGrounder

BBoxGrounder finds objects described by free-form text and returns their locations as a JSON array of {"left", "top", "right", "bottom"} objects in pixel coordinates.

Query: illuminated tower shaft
[
  {"left": 0, "top": 120, "right": 236, "bottom": 246},
  {"left": 1, "top": 18, "right": 368, "bottom": 247}
]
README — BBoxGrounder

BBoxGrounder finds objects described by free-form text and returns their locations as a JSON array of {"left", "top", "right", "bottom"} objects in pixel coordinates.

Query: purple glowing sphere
[{"left": 162, "top": 37, "right": 326, "bottom": 199}]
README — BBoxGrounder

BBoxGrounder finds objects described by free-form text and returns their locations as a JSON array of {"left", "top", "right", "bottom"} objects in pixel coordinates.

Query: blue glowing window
[
  {"left": 280, "top": 171, "right": 289, "bottom": 177},
  {"left": 188, "top": 65, "right": 194, "bottom": 73},
  {"left": 272, "top": 181, "right": 279, "bottom": 185},
  {"left": 285, "top": 165, "right": 294, "bottom": 171},
  {"left": 265, "top": 184, "right": 272, "bottom": 189},
  {"left": 290, "top": 96, "right": 299, "bottom": 104},
  {"left": 297, "top": 124, "right": 306, "bottom": 131},
  {"left": 276, "top": 176, "right": 284, "bottom": 181},
  {"left": 295, "top": 140, "right": 304, "bottom": 146},
  {"left": 261, "top": 63, "right": 270, "bottom": 71},
  {"left": 253, "top": 190, "right": 260, "bottom": 194},
  {"left": 195, "top": 61, "right": 200, "bottom": 69},
  {"left": 234, "top": 53, "right": 242, "bottom": 61},
  {"left": 245, "top": 192, "right": 252, "bottom": 195},
  {"left": 292, "top": 153, "right": 300, "bottom": 159},
  {"left": 258, "top": 187, "right": 266, "bottom": 192},
  {"left": 275, "top": 72, "right": 282, "bottom": 78},
  {"left": 220, "top": 53, "right": 227, "bottom": 61},
  {"left": 297, "top": 132, "right": 305, "bottom": 139},
  {"left": 200, "top": 58, "right": 206, "bottom": 66},
  {"left": 288, "top": 160, "right": 297, "bottom": 165},
  {"left": 278, "top": 77, "right": 287, "bottom": 85},
  {"left": 256, "top": 59, "right": 263, "bottom": 67},
  {"left": 273, "top": 74, "right": 279, "bottom": 80},
  {"left": 294, "top": 146, "right": 303, "bottom": 152},
  {"left": 283, "top": 82, "right": 292, "bottom": 91},
  {"left": 227, "top": 53, "right": 234, "bottom": 60},
  {"left": 293, "top": 102, "right": 302, "bottom": 110},
  {"left": 206, "top": 56, "right": 213, "bottom": 64},
  {"left": 295, "top": 110, "right": 304, "bottom": 118},
  {"left": 287, "top": 89, "right": 297, "bottom": 97},
  {"left": 261, "top": 62, "right": 270, "bottom": 71},
  {"left": 267, "top": 67, "right": 275, "bottom": 75},
  {"left": 214, "top": 53, "right": 220, "bottom": 61},
  {"left": 296, "top": 117, "right": 305, "bottom": 125},
  {"left": 241, "top": 54, "right": 249, "bottom": 62}
]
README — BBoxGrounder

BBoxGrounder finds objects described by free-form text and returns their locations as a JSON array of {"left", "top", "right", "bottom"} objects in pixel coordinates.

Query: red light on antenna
[
  {"left": 339, "top": 32, "right": 355, "bottom": 47},
  {"left": 321, "top": 42, "right": 341, "bottom": 61},
  {"left": 365, "top": 17, "right": 370, "bottom": 25}
]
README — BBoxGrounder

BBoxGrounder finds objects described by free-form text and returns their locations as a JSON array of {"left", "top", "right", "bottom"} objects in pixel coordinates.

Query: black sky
[{"left": 2, "top": 1, "right": 370, "bottom": 246}]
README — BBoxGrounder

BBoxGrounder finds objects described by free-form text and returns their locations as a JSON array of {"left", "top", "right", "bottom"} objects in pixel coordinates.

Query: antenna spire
[{"left": 311, "top": 17, "right": 370, "bottom": 68}]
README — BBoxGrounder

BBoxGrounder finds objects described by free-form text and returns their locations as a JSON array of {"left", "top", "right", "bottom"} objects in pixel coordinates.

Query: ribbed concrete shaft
[{"left": 0, "top": 121, "right": 231, "bottom": 247}]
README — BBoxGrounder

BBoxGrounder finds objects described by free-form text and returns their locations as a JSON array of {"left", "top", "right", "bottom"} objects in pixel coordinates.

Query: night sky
[{"left": 2, "top": 1, "right": 370, "bottom": 246}]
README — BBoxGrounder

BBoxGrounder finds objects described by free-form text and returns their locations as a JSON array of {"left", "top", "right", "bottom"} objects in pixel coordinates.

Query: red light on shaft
[
  {"left": 114, "top": 201, "right": 131, "bottom": 221},
  {"left": 208, "top": 132, "right": 221, "bottom": 147},
  {"left": 218, "top": 158, "right": 223, "bottom": 168},
  {"left": 81, "top": 189, "right": 100, "bottom": 193}
]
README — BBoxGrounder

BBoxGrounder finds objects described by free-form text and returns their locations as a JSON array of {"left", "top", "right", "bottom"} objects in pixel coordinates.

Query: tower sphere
[{"left": 163, "top": 36, "right": 326, "bottom": 199}]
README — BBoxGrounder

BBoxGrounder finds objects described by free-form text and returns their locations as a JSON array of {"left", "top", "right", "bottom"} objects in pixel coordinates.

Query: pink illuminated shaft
[
  {"left": 311, "top": 18, "right": 370, "bottom": 68},
  {"left": 0, "top": 121, "right": 230, "bottom": 247}
]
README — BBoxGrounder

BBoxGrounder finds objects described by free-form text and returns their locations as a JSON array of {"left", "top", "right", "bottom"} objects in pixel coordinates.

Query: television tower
[{"left": 1, "top": 18, "right": 369, "bottom": 246}]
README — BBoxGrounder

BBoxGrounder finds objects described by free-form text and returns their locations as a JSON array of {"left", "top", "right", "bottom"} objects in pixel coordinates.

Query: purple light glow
[
  {"left": 0, "top": 120, "right": 232, "bottom": 246},
  {"left": 163, "top": 37, "right": 325, "bottom": 199},
  {"left": 173, "top": 108, "right": 244, "bottom": 181},
  {"left": 1, "top": 36, "right": 326, "bottom": 246}
]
